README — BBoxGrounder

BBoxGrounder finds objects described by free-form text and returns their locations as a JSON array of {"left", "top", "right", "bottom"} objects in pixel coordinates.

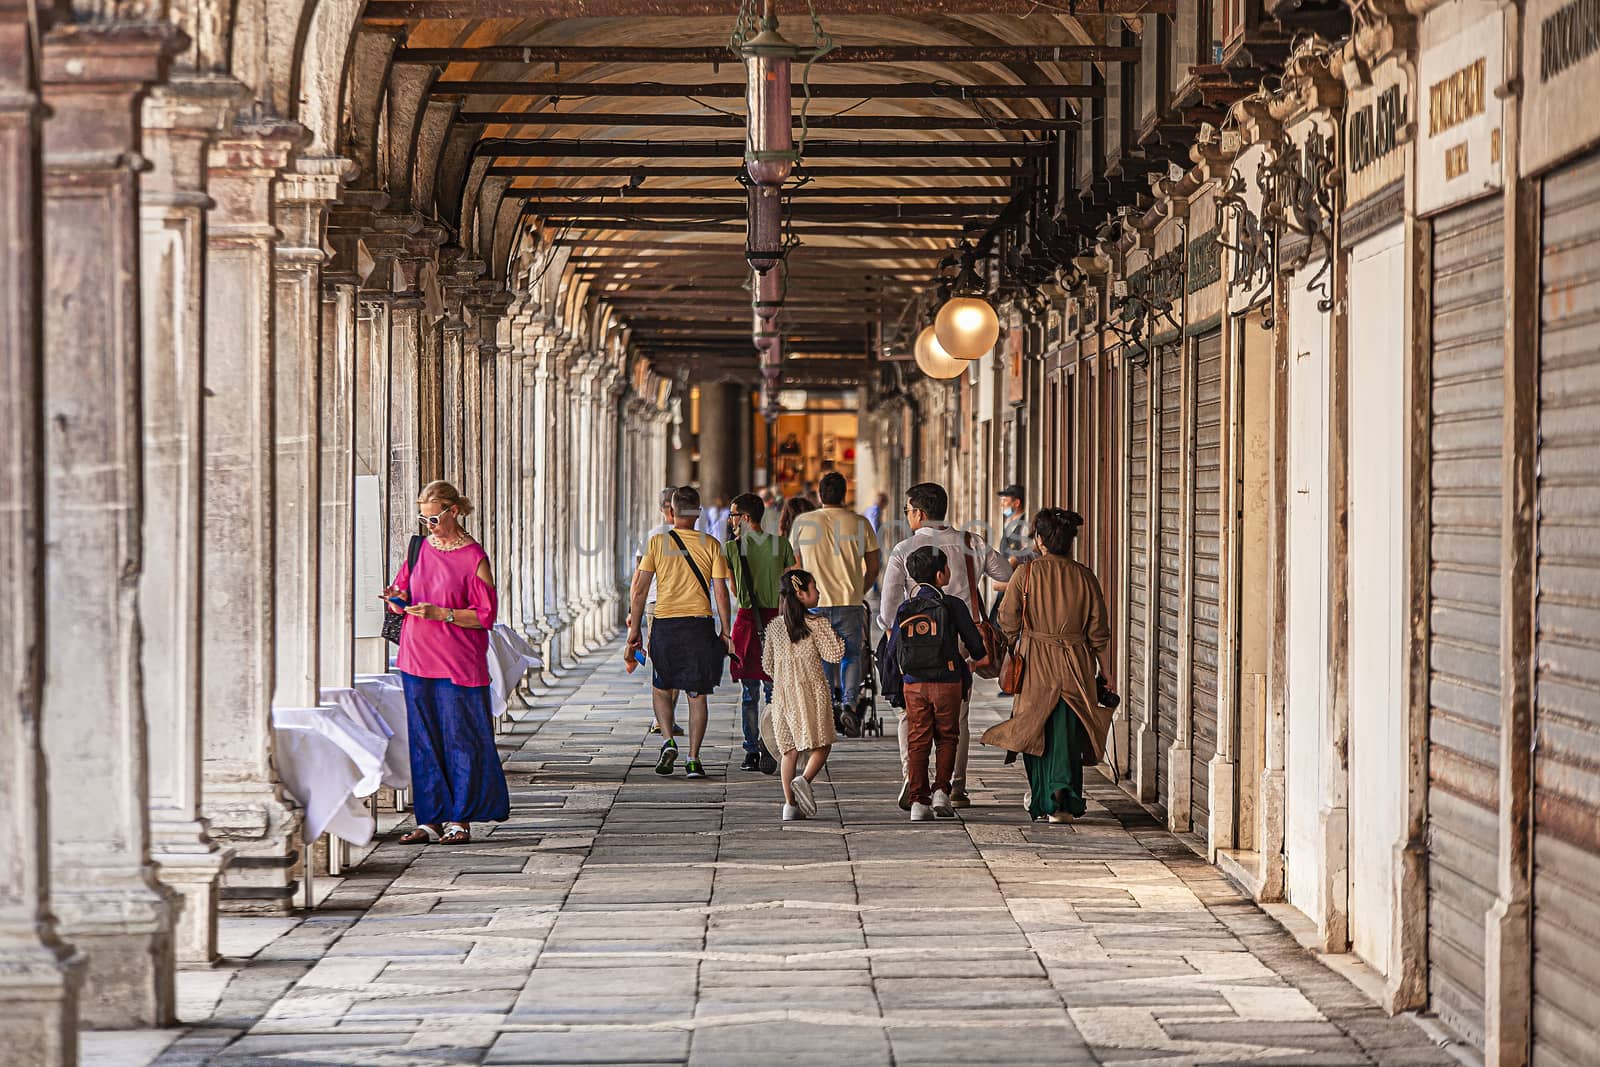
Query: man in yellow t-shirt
[
  {"left": 626, "top": 486, "right": 733, "bottom": 780},
  {"left": 789, "top": 472, "right": 881, "bottom": 711}
]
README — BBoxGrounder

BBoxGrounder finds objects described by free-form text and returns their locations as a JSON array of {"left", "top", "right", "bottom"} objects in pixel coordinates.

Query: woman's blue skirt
[{"left": 400, "top": 673, "right": 511, "bottom": 826}]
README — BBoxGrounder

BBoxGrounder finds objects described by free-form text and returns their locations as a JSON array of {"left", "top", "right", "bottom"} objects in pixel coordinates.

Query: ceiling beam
[
  {"left": 487, "top": 138, "right": 1047, "bottom": 158},
  {"left": 549, "top": 238, "right": 945, "bottom": 255},
  {"left": 515, "top": 184, "right": 1012, "bottom": 199},
  {"left": 488, "top": 165, "right": 1032, "bottom": 178},
  {"left": 461, "top": 111, "right": 1079, "bottom": 131},
  {"left": 369, "top": 1, "right": 1171, "bottom": 17},
  {"left": 545, "top": 220, "right": 969, "bottom": 237},
  {"left": 395, "top": 44, "right": 1143, "bottom": 65},
  {"left": 436, "top": 80, "right": 1102, "bottom": 100},
  {"left": 523, "top": 201, "right": 998, "bottom": 219}
]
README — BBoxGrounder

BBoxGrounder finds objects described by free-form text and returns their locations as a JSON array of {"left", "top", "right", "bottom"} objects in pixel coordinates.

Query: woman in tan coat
[{"left": 980, "top": 508, "right": 1114, "bottom": 823}]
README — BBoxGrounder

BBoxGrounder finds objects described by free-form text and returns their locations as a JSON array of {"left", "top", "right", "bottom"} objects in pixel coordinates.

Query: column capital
[{"left": 42, "top": 22, "right": 181, "bottom": 169}]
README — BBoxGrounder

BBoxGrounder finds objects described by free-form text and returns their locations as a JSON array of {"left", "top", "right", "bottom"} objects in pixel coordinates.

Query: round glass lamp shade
[
  {"left": 934, "top": 294, "right": 1000, "bottom": 360},
  {"left": 914, "top": 324, "right": 966, "bottom": 380}
]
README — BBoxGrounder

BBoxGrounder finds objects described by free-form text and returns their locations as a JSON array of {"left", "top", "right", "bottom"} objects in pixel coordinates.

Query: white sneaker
[
  {"left": 782, "top": 804, "right": 804, "bottom": 821},
  {"left": 931, "top": 790, "right": 956, "bottom": 819},
  {"left": 1022, "top": 788, "right": 1032, "bottom": 813},
  {"left": 910, "top": 802, "right": 934, "bottom": 822},
  {"left": 791, "top": 775, "right": 817, "bottom": 817},
  {"left": 897, "top": 777, "right": 911, "bottom": 811}
]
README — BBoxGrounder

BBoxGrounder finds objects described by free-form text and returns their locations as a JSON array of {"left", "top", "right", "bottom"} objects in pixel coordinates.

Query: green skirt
[{"left": 1024, "top": 699, "right": 1087, "bottom": 821}]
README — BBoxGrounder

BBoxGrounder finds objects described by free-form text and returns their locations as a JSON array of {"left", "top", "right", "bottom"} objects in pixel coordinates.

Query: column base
[
  {"left": 1257, "top": 768, "right": 1286, "bottom": 902},
  {"left": 203, "top": 786, "right": 301, "bottom": 916},
  {"left": 1165, "top": 742, "right": 1192, "bottom": 833},
  {"left": 153, "top": 846, "right": 232, "bottom": 966},
  {"left": 1385, "top": 835, "right": 1429, "bottom": 1013},
  {"left": 1482, "top": 893, "right": 1531, "bottom": 1065},
  {"left": 65, "top": 926, "right": 175, "bottom": 1030},
  {"left": 0, "top": 939, "right": 81, "bottom": 1066},
  {"left": 1207, "top": 755, "right": 1238, "bottom": 858},
  {"left": 1316, "top": 803, "right": 1350, "bottom": 953},
  {"left": 1133, "top": 722, "right": 1160, "bottom": 804}
]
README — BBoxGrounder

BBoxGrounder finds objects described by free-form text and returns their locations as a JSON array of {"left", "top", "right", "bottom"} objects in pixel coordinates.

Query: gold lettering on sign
[
  {"left": 1429, "top": 57, "right": 1486, "bottom": 136},
  {"left": 1491, "top": 127, "right": 1502, "bottom": 164},
  {"left": 1445, "top": 142, "right": 1470, "bottom": 179}
]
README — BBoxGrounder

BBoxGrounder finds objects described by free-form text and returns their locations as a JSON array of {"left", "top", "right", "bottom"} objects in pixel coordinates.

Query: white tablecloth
[
  {"left": 272, "top": 693, "right": 394, "bottom": 845},
  {"left": 486, "top": 624, "right": 541, "bottom": 719},
  {"left": 353, "top": 673, "right": 411, "bottom": 789}
]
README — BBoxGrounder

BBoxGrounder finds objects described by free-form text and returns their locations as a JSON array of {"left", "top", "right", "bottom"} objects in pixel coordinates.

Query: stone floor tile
[{"left": 103, "top": 647, "right": 1457, "bottom": 1066}]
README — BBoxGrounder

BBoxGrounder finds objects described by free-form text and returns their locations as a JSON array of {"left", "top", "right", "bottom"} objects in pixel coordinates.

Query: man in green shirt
[{"left": 724, "top": 492, "right": 796, "bottom": 771}]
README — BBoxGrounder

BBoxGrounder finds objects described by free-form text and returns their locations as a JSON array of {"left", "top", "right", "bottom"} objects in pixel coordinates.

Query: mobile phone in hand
[{"left": 387, "top": 595, "right": 409, "bottom": 608}]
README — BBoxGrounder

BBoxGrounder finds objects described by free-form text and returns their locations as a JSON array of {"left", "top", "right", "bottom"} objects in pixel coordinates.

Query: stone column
[
  {"left": 696, "top": 379, "right": 735, "bottom": 507},
  {"left": 528, "top": 333, "right": 559, "bottom": 679},
  {"left": 319, "top": 219, "right": 365, "bottom": 688},
  {"left": 477, "top": 339, "right": 498, "bottom": 614},
  {"left": 202, "top": 119, "right": 306, "bottom": 915},
  {"left": 440, "top": 287, "right": 466, "bottom": 491},
  {"left": 666, "top": 381, "right": 694, "bottom": 488},
  {"left": 351, "top": 269, "right": 392, "bottom": 677},
  {"left": 272, "top": 157, "right": 346, "bottom": 715},
  {"left": 0, "top": 9, "right": 80, "bottom": 1058},
  {"left": 138, "top": 75, "right": 242, "bottom": 967},
  {"left": 369, "top": 218, "right": 428, "bottom": 574},
  {"left": 40, "top": 24, "right": 179, "bottom": 1025},
  {"left": 418, "top": 262, "right": 446, "bottom": 486},
  {"left": 552, "top": 345, "right": 580, "bottom": 668}
]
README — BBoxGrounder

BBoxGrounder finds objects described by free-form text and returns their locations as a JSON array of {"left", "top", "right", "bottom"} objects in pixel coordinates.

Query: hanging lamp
[
  {"left": 934, "top": 248, "right": 1000, "bottom": 360},
  {"left": 914, "top": 323, "right": 966, "bottom": 381},
  {"left": 741, "top": 7, "right": 800, "bottom": 188},
  {"left": 753, "top": 265, "right": 785, "bottom": 320}
]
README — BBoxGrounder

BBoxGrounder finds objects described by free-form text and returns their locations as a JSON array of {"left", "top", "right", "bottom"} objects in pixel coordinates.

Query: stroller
[{"left": 834, "top": 604, "right": 886, "bottom": 739}]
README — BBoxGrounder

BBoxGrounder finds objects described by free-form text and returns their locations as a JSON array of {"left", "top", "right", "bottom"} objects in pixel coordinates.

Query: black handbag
[{"left": 382, "top": 535, "right": 424, "bottom": 644}]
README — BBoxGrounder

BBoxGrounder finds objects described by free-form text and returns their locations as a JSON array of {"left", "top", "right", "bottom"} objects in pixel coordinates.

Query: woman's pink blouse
[{"left": 392, "top": 539, "right": 497, "bottom": 687}]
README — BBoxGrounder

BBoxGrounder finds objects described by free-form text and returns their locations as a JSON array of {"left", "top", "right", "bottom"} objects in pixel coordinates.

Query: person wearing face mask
[{"left": 994, "top": 485, "right": 1036, "bottom": 620}]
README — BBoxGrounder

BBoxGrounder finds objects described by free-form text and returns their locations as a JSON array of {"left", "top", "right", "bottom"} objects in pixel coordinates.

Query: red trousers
[{"left": 903, "top": 680, "right": 963, "bottom": 806}]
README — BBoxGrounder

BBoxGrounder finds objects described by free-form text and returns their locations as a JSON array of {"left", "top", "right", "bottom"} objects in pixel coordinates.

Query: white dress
[{"left": 761, "top": 614, "right": 846, "bottom": 753}]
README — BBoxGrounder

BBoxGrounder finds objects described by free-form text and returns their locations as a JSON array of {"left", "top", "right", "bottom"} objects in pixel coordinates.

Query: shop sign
[
  {"left": 1417, "top": 6, "right": 1504, "bottom": 214},
  {"left": 1524, "top": 0, "right": 1600, "bottom": 173},
  {"left": 1187, "top": 228, "right": 1222, "bottom": 293},
  {"left": 1345, "top": 57, "right": 1412, "bottom": 204}
]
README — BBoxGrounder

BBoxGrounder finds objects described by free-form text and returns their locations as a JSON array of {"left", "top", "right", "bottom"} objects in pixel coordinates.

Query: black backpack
[{"left": 894, "top": 589, "right": 950, "bottom": 678}]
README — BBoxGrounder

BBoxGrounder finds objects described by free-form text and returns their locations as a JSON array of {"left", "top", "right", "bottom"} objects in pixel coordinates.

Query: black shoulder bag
[{"left": 382, "top": 535, "right": 425, "bottom": 644}]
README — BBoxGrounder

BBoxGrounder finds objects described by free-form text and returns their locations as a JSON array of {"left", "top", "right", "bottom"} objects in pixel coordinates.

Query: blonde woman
[{"left": 382, "top": 481, "right": 509, "bottom": 844}]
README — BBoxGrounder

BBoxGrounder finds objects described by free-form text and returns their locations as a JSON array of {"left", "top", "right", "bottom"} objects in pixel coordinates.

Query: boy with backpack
[{"left": 889, "top": 546, "right": 987, "bottom": 821}]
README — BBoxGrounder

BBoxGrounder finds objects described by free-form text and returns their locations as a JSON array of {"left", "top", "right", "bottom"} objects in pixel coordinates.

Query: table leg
[{"left": 329, "top": 834, "right": 344, "bottom": 876}]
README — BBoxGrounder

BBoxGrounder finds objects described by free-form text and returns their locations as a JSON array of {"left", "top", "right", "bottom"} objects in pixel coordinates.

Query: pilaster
[
  {"left": 138, "top": 73, "right": 245, "bottom": 967},
  {"left": 40, "top": 22, "right": 180, "bottom": 1025},
  {"left": 272, "top": 155, "right": 350, "bottom": 715},
  {"left": 202, "top": 116, "right": 307, "bottom": 915},
  {"left": 0, "top": 9, "right": 80, "bottom": 1059}
]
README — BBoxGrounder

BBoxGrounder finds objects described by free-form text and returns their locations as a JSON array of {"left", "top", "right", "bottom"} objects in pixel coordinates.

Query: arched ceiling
[{"left": 360, "top": 0, "right": 1171, "bottom": 386}]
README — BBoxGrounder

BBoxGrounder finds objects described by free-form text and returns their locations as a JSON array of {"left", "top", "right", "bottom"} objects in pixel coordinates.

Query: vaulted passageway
[{"left": 6, "top": 0, "right": 1600, "bottom": 1064}]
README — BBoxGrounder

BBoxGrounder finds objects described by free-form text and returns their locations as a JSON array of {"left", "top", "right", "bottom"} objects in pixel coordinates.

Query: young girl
[{"left": 762, "top": 569, "right": 846, "bottom": 820}]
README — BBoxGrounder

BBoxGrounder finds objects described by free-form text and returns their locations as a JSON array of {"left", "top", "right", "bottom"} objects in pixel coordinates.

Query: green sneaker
[
  {"left": 655, "top": 739, "right": 678, "bottom": 776},
  {"left": 684, "top": 758, "right": 706, "bottom": 779}
]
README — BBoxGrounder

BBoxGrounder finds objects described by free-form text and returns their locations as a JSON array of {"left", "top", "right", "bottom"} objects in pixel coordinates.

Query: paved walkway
[{"left": 107, "top": 645, "right": 1456, "bottom": 1066}]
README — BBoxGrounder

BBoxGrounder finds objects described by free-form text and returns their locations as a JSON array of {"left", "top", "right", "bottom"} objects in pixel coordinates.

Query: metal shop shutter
[
  {"left": 1190, "top": 331, "right": 1224, "bottom": 841},
  {"left": 1156, "top": 342, "right": 1183, "bottom": 821},
  {"left": 1427, "top": 193, "right": 1505, "bottom": 1050},
  {"left": 1534, "top": 148, "right": 1600, "bottom": 1067},
  {"left": 1127, "top": 359, "right": 1152, "bottom": 778}
]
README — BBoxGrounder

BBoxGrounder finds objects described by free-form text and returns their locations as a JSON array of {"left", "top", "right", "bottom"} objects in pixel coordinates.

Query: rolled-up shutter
[
  {"left": 1190, "top": 331, "right": 1223, "bottom": 841},
  {"left": 1427, "top": 194, "right": 1505, "bottom": 1050},
  {"left": 1127, "top": 360, "right": 1152, "bottom": 776},
  {"left": 1156, "top": 342, "right": 1183, "bottom": 821},
  {"left": 1533, "top": 149, "right": 1600, "bottom": 1066}
]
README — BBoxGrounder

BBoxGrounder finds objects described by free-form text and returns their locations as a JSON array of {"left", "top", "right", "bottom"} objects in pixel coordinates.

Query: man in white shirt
[
  {"left": 790, "top": 472, "right": 881, "bottom": 711},
  {"left": 878, "top": 481, "right": 1012, "bottom": 809}
]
